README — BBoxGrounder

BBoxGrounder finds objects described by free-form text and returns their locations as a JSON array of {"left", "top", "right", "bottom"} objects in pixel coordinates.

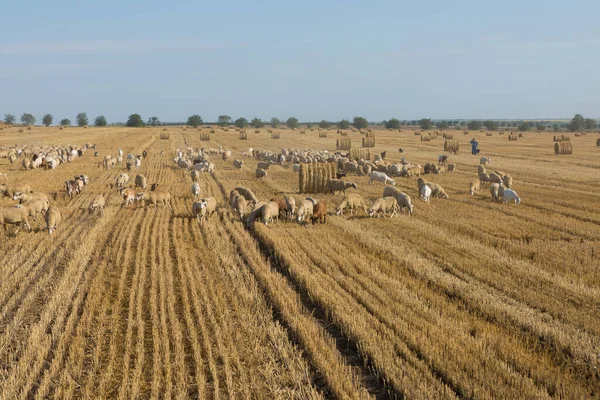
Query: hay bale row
[
  {"left": 420, "top": 134, "right": 431, "bottom": 142},
  {"left": 554, "top": 141, "right": 572, "bottom": 155},
  {"left": 200, "top": 132, "right": 211, "bottom": 141},
  {"left": 319, "top": 131, "right": 328, "bottom": 138},
  {"left": 239, "top": 131, "right": 248, "bottom": 140},
  {"left": 160, "top": 132, "right": 170, "bottom": 139},
  {"left": 444, "top": 139, "right": 460, "bottom": 152},
  {"left": 508, "top": 133, "right": 518, "bottom": 141},
  {"left": 486, "top": 132, "right": 493, "bottom": 136},
  {"left": 349, "top": 148, "right": 371, "bottom": 161},
  {"left": 299, "top": 163, "right": 336, "bottom": 194},
  {"left": 362, "top": 137, "right": 375, "bottom": 147},
  {"left": 336, "top": 137, "right": 352, "bottom": 150},
  {"left": 554, "top": 134, "right": 570, "bottom": 142},
  {"left": 271, "top": 131, "right": 280, "bottom": 139},
  {"left": 443, "top": 133, "right": 454, "bottom": 139}
]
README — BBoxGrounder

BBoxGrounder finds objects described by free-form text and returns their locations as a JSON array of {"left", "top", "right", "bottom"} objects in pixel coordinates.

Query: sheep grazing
[
  {"left": 116, "top": 172, "right": 129, "bottom": 190},
  {"left": 193, "top": 197, "right": 217, "bottom": 225},
  {"left": 438, "top": 155, "right": 448, "bottom": 165},
  {"left": 21, "top": 198, "right": 49, "bottom": 222},
  {"left": 89, "top": 194, "right": 106, "bottom": 216},
  {"left": 222, "top": 150, "right": 232, "bottom": 161},
  {"left": 229, "top": 189, "right": 240, "bottom": 207},
  {"left": 234, "top": 186, "right": 259, "bottom": 204},
  {"left": 0, "top": 206, "right": 31, "bottom": 234},
  {"left": 480, "top": 157, "right": 492, "bottom": 166},
  {"left": 233, "top": 159, "right": 243, "bottom": 169},
  {"left": 447, "top": 163, "right": 456, "bottom": 172},
  {"left": 426, "top": 183, "right": 449, "bottom": 200},
  {"left": 45, "top": 206, "right": 61, "bottom": 235},
  {"left": 368, "top": 171, "right": 395, "bottom": 186},
  {"left": 368, "top": 197, "right": 399, "bottom": 218},
  {"left": 261, "top": 201, "right": 280, "bottom": 225},
  {"left": 255, "top": 168, "right": 268, "bottom": 179},
  {"left": 121, "top": 188, "right": 140, "bottom": 208},
  {"left": 191, "top": 182, "right": 201, "bottom": 199},
  {"left": 257, "top": 161, "right": 272, "bottom": 170},
  {"left": 420, "top": 184, "right": 432, "bottom": 202},
  {"left": 232, "top": 195, "right": 247, "bottom": 219},
  {"left": 478, "top": 172, "right": 491, "bottom": 185},
  {"left": 311, "top": 201, "right": 327, "bottom": 224},
  {"left": 383, "top": 187, "right": 414, "bottom": 214},
  {"left": 490, "top": 183, "right": 501, "bottom": 202},
  {"left": 489, "top": 172, "right": 503, "bottom": 185},
  {"left": 296, "top": 199, "right": 314, "bottom": 224},
  {"left": 65, "top": 180, "right": 80, "bottom": 199},
  {"left": 469, "top": 179, "right": 480, "bottom": 196},
  {"left": 246, "top": 201, "right": 267, "bottom": 227},
  {"left": 22, "top": 158, "right": 31, "bottom": 170},
  {"left": 137, "top": 190, "right": 173, "bottom": 211},
  {"left": 134, "top": 174, "right": 147, "bottom": 190},
  {"left": 502, "top": 174, "right": 513, "bottom": 189},
  {"left": 326, "top": 179, "right": 357, "bottom": 195},
  {"left": 269, "top": 197, "right": 287, "bottom": 221},
  {"left": 284, "top": 195, "right": 297, "bottom": 219},
  {"left": 501, "top": 189, "right": 521, "bottom": 204},
  {"left": 335, "top": 193, "right": 367, "bottom": 216},
  {"left": 191, "top": 170, "right": 200, "bottom": 182},
  {"left": 13, "top": 191, "right": 48, "bottom": 204},
  {"left": 1, "top": 183, "right": 33, "bottom": 198}
]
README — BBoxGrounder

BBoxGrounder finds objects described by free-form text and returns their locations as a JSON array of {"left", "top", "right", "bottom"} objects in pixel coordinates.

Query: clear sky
[{"left": 1, "top": 1, "right": 599, "bottom": 123}]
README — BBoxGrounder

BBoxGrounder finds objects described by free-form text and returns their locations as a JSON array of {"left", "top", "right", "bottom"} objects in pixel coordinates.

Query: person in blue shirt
[{"left": 470, "top": 138, "right": 479, "bottom": 155}]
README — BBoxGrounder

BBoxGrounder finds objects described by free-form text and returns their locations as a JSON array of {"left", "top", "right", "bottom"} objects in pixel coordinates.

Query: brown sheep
[{"left": 311, "top": 201, "right": 328, "bottom": 224}]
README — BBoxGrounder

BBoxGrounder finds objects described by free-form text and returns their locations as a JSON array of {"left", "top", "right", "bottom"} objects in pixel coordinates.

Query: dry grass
[{"left": 1, "top": 126, "right": 600, "bottom": 398}]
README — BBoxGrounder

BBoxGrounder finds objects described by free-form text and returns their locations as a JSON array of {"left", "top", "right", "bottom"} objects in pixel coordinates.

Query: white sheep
[
  {"left": 501, "top": 189, "right": 521, "bottom": 204},
  {"left": 368, "top": 171, "right": 395, "bottom": 186},
  {"left": 296, "top": 199, "right": 314, "bottom": 224},
  {"left": 335, "top": 193, "right": 367, "bottom": 216},
  {"left": 45, "top": 206, "right": 61, "bottom": 235},
  {"left": 383, "top": 187, "right": 414, "bottom": 214},
  {"left": 191, "top": 182, "right": 201, "bottom": 199},
  {"left": 480, "top": 157, "right": 492, "bottom": 166},
  {"left": 420, "top": 184, "right": 432, "bottom": 202},
  {"left": 262, "top": 201, "right": 280, "bottom": 225},
  {"left": 194, "top": 197, "right": 217, "bottom": 224},
  {"left": 368, "top": 197, "right": 399, "bottom": 218}
]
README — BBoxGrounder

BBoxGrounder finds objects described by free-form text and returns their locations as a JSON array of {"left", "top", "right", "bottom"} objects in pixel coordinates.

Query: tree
[
  {"left": 187, "top": 115, "right": 203, "bottom": 128},
  {"left": 535, "top": 122, "right": 545, "bottom": 131},
  {"left": 552, "top": 123, "right": 560, "bottom": 132},
  {"left": 4, "top": 114, "right": 16, "bottom": 125},
  {"left": 234, "top": 117, "right": 248, "bottom": 128},
  {"left": 385, "top": 118, "right": 401, "bottom": 129},
  {"left": 126, "top": 114, "right": 144, "bottom": 127},
  {"left": 319, "top": 120, "right": 330, "bottom": 129},
  {"left": 353, "top": 116, "right": 368, "bottom": 130},
  {"left": 21, "top": 113, "right": 36, "bottom": 126},
  {"left": 270, "top": 117, "right": 280, "bottom": 128},
  {"left": 286, "top": 117, "right": 299, "bottom": 129},
  {"left": 418, "top": 118, "right": 432, "bottom": 130},
  {"left": 585, "top": 118, "right": 596, "bottom": 131},
  {"left": 147, "top": 116, "right": 160, "bottom": 126},
  {"left": 467, "top": 120, "right": 482, "bottom": 130},
  {"left": 60, "top": 118, "right": 71, "bottom": 126},
  {"left": 250, "top": 117, "right": 264, "bottom": 128},
  {"left": 568, "top": 114, "right": 585, "bottom": 132},
  {"left": 518, "top": 122, "right": 530, "bottom": 132},
  {"left": 217, "top": 115, "right": 232, "bottom": 127},
  {"left": 76, "top": 112, "right": 88, "bottom": 127},
  {"left": 338, "top": 119, "right": 350, "bottom": 129},
  {"left": 42, "top": 114, "right": 53, "bottom": 127},
  {"left": 483, "top": 120, "right": 498, "bottom": 131},
  {"left": 95, "top": 115, "right": 107, "bottom": 126},
  {"left": 436, "top": 121, "right": 449, "bottom": 130}
]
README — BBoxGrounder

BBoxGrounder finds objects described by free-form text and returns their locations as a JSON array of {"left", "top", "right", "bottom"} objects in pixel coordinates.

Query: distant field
[{"left": 1, "top": 125, "right": 599, "bottom": 399}]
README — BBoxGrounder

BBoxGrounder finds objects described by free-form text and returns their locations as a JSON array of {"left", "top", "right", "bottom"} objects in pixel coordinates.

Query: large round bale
[
  {"left": 463, "top": 131, "right": 469, "bottom": 135},
  {"left": 336, "top": 137, "right": 352, "bottom": 150},
  {"left": 200, "top": 131, "right": 211, "bottom": 141},
  {"left": 239, "top": 131, "right": 248, "bottom": 140},
  {"left": 339, "top": 130, "right": 348, "bottom": 136},
  {"left": 255, "top": 129, "right": 261, "bottom": 134},
  {"left": 486, "top": 132, "right": 492, "bottom": 136},
  {"left": 271, "top": 131, "right": 280, "bottom": 139},
  {"left": 508, "top": 133, "right": 518, "bottom": 141},
  {"left": 319, "top": 131, "right": 328, "bottom": 138},
  {"left": 596, "top": 138, "right": 600, "bottom": 146},
  {"left": 160, "top": 132, "right": 170, "bottom": 140},
  {"left": 349, "top": 148, "right": 371, "bottom": 161},
  {"left": 420, "top": 134, "right": 431, "bottom": 142},
  {"left": 554, "top": 141, "right": 573, "bottom": 155},
  {"left": 444, "top": 139, "right": 460, "bottom": 153},
  {"left": 414, "top": 131, "right": 421, "bottom": 136},
  {"left": 554, "top": 134, "right": 570, "bottom": 142},
  {"left": 299, "top": 163, "right": 336, "bottom": 194},
  {"left": 300, "top": 129, "right": 306, "bottom": 134},
  {"left": 362, "top": 137, "right": 376, "bottom": 147},
  {"left": 365, "top": 131, "right": 375, "bottom": 138},
  {"left": 443, "top": 133, "right": 454, "bottom": 139}
]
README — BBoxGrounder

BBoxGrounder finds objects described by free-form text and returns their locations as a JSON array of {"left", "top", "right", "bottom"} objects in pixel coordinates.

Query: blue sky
[{"left": 1, "top": 1, "right": 599, "bottom": 123}]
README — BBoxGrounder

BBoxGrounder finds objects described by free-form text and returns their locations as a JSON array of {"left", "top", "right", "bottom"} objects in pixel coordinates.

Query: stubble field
[{"left": 0, "top": 125, "right": 599, "bottom": 399}]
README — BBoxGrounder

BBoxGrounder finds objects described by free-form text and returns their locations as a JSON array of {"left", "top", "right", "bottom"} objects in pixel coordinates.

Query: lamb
[
  {"left": 284, "top": 195, "right": 297, "bottom": 219},
  {"left": 295, "top": 199, "right": 314, "bottom": 224},
  {"left": 135, "top": 174, "right": 147, "bottom": 190},
  {"left": 335, "top": 193, "right": 367, "bottom": 216},
  {"left": 383, "top": 187, "right": 414, "bottom": 214},
  {"left": 501, "top": 189, "right": 521, "bottom": 204},
  {"left": 89, "top": 194, "right": 106, "bottom": 216},
  {"left": 480, "top": 157, "right": 492, "bottom": 166},
  {"left": 0, "top": 206, "right": 31, "bottom": 233},
  {"left": 191, "top": 170, "right": 200, "bottom": 182},
  {"left": 234, "top": 186, "right": 259, "bottom": 204},
  {"left": 502, "top": 174, "right": 513, "bottom": 189},
  {"left": 261, "top": 201, "right": 280, "bottom": 225},
  {"left": 1, "top": 183, "right": 33, "bottom": 198},
  {"left": 469, "top": 179, "right": 480, "bottom": 196},
  {"left": 326, "top": 179, "right": 357, "bottom": 195},
  {"left": 255, "top": 168, "right": 267, "bottom": 179},
  {"left": 45, "top": 206, "right": 61, "bottom": 235},
  {"left": 233, "top": 159, "right": 243, "bottom": 169},
  {"left": 122, "top": 188, "right": 140, "bottom": 208},
  {"left": 137, "top": 190, "right": 173, "bottom": 211},
  {"left": 311, "top": 201, "right": 328, "bottom": 224},
  {"left": 368, "top": 197, "right": 399, "bottom": 218},
  {"left": 489, "top": 172, "right": 503, "bottom": 185},
  {"left": 420, "top": 184, "right": 432, "bottom": 202},
  {"left": 191, "top": 182, "right": 201, "bottom": 199},
  {"left": 368, "top": 171, "right": 395, "bottom": 186},
  {"left": 193, "top": 197, "right": 217, "bottom": 225}
]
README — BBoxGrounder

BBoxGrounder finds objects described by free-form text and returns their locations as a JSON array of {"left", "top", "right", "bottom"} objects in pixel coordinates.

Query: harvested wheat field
[{"left": 1, "top": 126, "right": 600, "bottom": 399}]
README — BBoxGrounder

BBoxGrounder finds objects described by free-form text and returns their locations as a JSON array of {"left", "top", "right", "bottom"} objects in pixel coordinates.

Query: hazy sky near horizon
[{"left": 1, "top": 0, "right": 599, "bottom": 123}]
